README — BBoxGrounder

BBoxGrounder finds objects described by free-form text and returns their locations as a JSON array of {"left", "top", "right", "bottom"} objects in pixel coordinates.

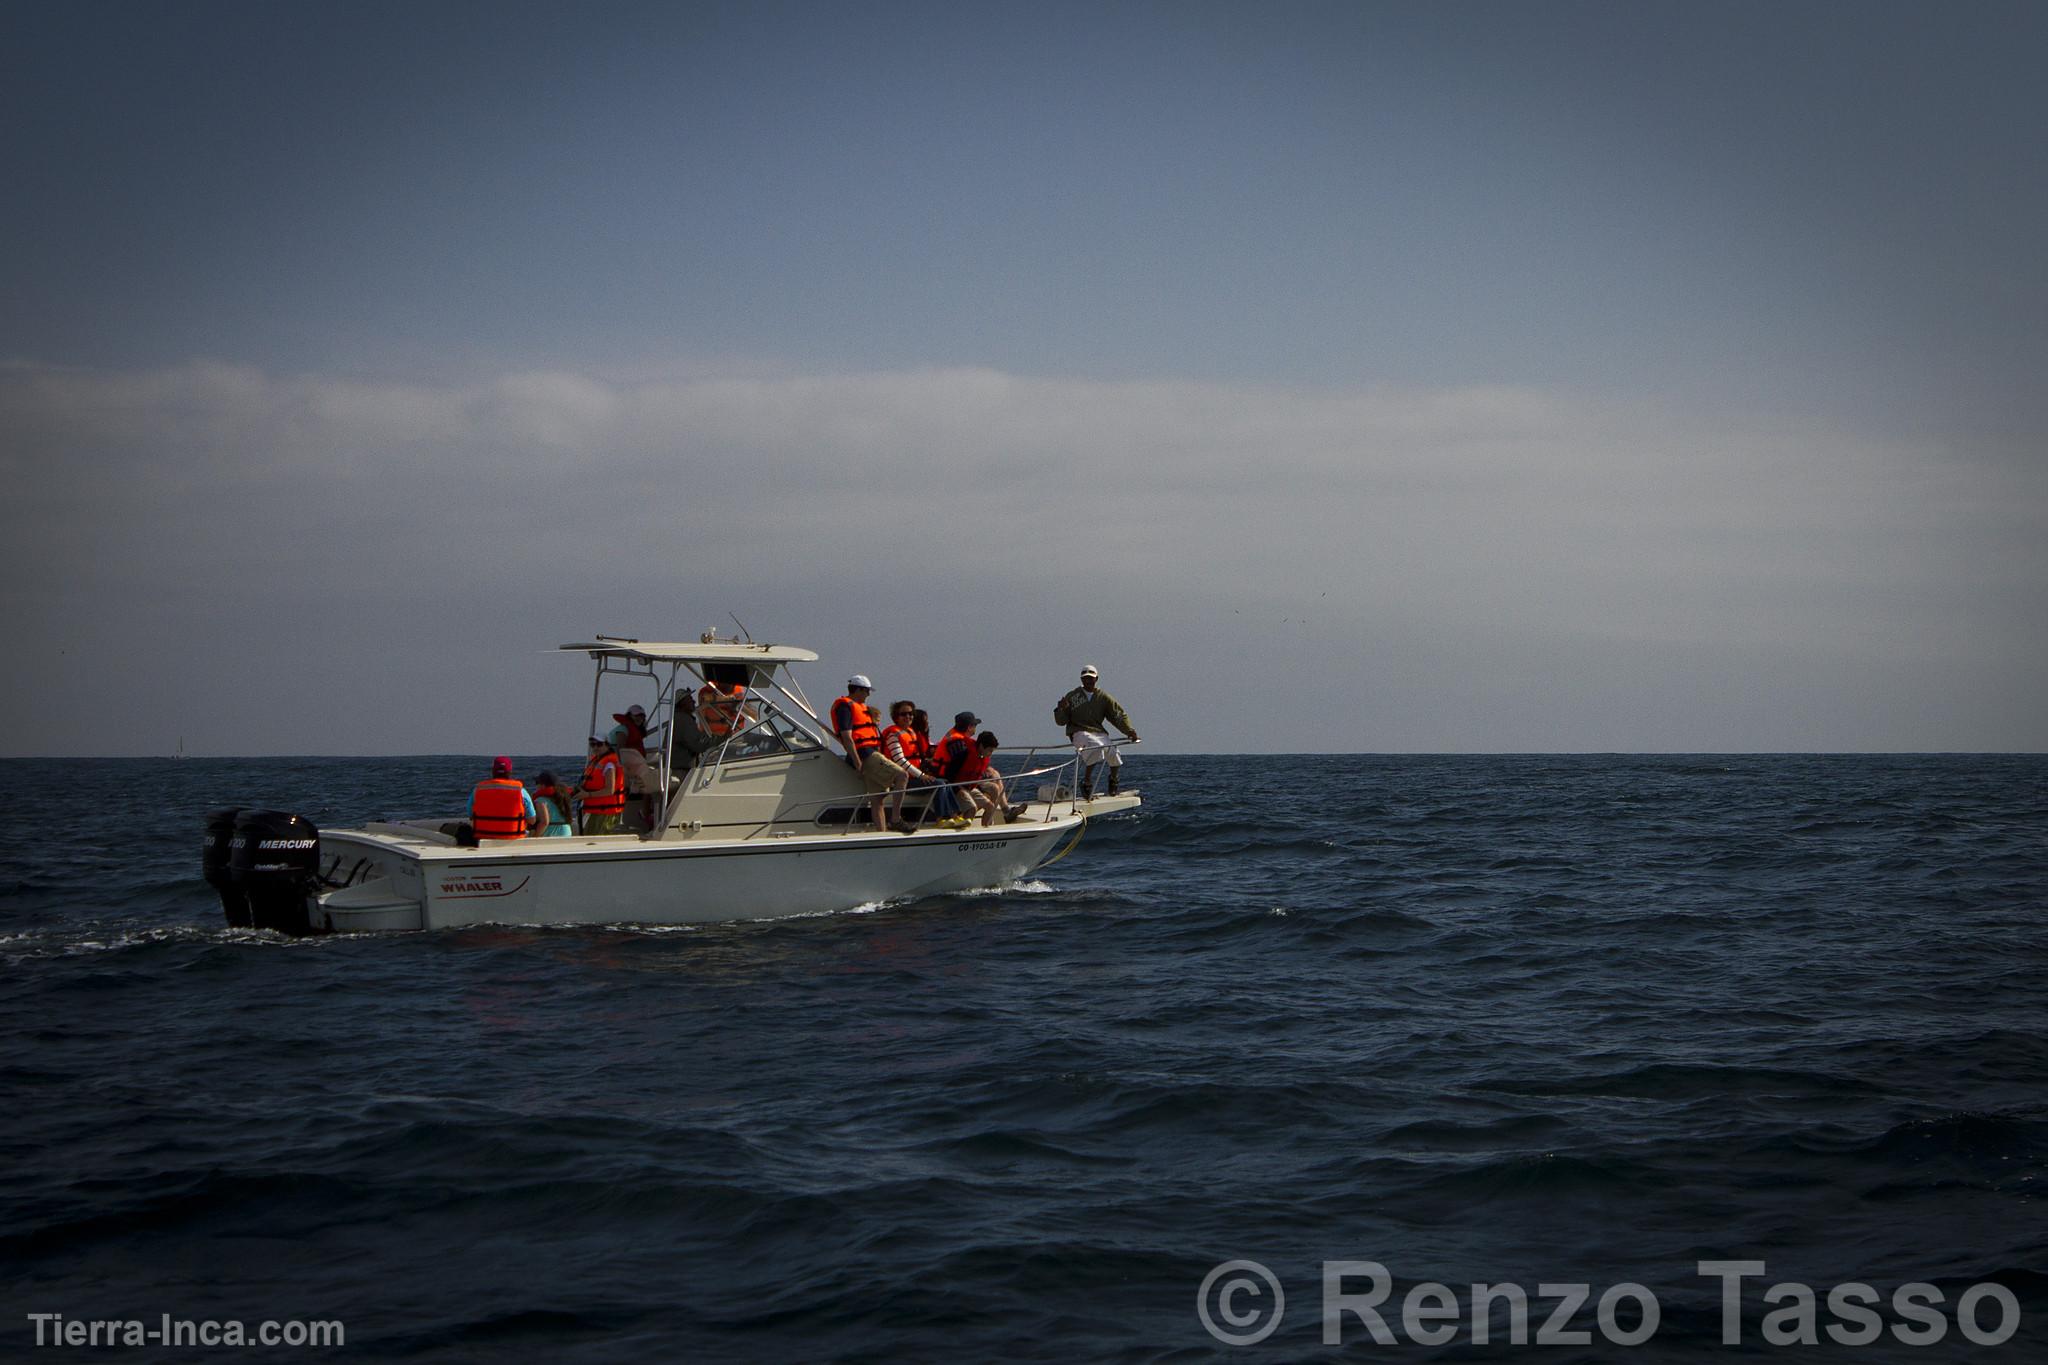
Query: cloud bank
[{"left": 2, "top": 360, "right": 2040, "bottom": 754}]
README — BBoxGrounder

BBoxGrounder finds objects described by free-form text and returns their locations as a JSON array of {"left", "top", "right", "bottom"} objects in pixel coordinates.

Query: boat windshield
[{"left": 717, "top": 700, "right": 824, "bottom": 761}]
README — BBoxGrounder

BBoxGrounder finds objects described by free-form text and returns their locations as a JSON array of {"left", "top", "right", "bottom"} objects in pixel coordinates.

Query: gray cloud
[{"left": 2, "top": 360, "right": 2040, "bottom": 754}]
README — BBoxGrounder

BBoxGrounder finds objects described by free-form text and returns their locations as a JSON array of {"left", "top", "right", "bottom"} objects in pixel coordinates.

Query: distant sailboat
[{"left": 174, "top": 736, "right": 186, "bottom": 760}]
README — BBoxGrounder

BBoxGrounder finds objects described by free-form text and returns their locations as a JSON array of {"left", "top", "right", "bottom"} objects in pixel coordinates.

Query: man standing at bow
[{"left": 1055, "top": 664, "right": 1139, "bottom": 797}]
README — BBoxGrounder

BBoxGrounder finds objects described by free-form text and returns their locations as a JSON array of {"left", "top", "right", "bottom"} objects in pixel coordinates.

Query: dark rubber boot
[
  {"left": 1080, "top": 764, "right": 1099, "bottom": 798},
  {"left": 1107, "top": 767, "right": 1121, "bottom": 796}
]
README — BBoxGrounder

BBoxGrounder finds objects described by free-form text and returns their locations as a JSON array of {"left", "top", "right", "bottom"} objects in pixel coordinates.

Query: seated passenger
[
  {"left": 470, "top": 755, "right": 535, "bottom": 841},
  {"left": 531, "top": 771, "right": 574, "bottom": 837},
  {"left": 833, "top": 675, "right": 913, "bottom": 833},
  {"left": 612, "top": 723, "right": 653, "bottom": 831},
  {"left": 668, "top": 688, "right": 718, "bottom": 771},
  {"left": 963, "top": 731, "right": 1023, "bottom": 826},
  {"left": 934, "top": 716, "right": 1015, "bottom": 826},
  {"left": 579, "top": 735, "right": 627, "bottom": 834},
  {"left": 881, "top": 700, "right": 937, "bottom": 825},
  {"left": 610, "top": 703, "right": 651, "bottom": 754},
  {"left": 697, "top": 664, "right": 754, "bottom": 742}
]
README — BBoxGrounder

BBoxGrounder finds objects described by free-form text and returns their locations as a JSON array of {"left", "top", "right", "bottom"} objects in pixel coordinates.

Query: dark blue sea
[{"left": 3, "top": 755, "right": 2044, "bottom": 1362}]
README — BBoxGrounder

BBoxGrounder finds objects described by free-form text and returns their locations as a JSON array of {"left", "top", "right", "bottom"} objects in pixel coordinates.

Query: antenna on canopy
[{"left": 729, "top": 613, "right": 754, "bottom": 643}]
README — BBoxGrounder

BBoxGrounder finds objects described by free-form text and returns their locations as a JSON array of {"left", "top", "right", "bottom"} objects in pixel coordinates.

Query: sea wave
[{"left": 3, "top": 753, "right": 2044, "bottom": 1360}]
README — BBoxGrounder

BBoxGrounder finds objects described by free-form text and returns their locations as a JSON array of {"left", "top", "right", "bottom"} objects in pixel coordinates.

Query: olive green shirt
[{"left": 1055, "top": 686, "right": 1134, "bottom": 738}]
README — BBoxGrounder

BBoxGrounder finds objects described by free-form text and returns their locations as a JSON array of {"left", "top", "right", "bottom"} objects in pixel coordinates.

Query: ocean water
[{"left": 2, "top": 754, "right": 2044, "bottom": 1362}]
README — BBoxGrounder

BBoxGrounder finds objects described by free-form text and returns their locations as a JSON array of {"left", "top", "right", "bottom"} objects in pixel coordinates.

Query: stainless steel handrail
[{"left": 768, "top": 753, "right": 1088, "bottom": 828}]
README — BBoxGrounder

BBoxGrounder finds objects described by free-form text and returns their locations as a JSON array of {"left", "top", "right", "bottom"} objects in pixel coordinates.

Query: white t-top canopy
[{"left": 558, "top": 640, "right": 820, "bottom": 665}]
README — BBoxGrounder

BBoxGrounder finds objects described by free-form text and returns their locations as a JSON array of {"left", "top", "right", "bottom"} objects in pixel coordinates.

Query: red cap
[{"left": 491, "top": 755, "right": 513, "bottom": 777}]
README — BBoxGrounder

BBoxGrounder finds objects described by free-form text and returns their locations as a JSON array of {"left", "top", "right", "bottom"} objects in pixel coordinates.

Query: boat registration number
[{"left": 957, "top": 840, "right": 1013, "bottom": 852}]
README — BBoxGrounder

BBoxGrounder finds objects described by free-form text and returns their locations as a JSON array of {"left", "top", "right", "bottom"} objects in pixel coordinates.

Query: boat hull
[{"left": 305, "top": 811, "right": 1107, "bottom": 932}]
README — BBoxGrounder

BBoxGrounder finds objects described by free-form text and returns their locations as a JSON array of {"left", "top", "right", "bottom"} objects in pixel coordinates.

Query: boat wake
[
  {"left": 952, "top": 878, "right": 1056, "bottom": 897},
  {"left": 0, "top": 921, "right": 329, "bottom": 962}
]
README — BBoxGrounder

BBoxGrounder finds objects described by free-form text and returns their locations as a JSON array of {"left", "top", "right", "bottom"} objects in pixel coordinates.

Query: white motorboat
[{"left": 204, "top": 636, "right": 1139, "bottom": 933}]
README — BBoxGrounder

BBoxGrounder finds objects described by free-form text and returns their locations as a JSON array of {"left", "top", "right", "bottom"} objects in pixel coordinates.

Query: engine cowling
[
  {"left": 203, "top": 807, "right": 248, "bottom": 927},
  {"left": 227, "top": 810, "right": 321, "bottom": 934}
]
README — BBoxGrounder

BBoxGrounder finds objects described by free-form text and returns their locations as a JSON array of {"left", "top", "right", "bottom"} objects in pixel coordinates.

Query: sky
[{"left": 2, "top": 0, "right": 2044, "bottom": 755}]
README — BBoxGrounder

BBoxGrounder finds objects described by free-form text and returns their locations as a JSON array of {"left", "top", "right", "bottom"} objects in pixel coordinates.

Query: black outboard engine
[
  {"left": 203, "top": 807, "right": 248, "bottom": 927},
  {"left": 227, "top": 810, "right": 322, "bottom": 935}
]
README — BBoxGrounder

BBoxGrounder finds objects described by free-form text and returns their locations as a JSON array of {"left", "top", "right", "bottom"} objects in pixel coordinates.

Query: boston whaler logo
[{"left": 438, "top": 875, "right": 531, "bottom": 899}]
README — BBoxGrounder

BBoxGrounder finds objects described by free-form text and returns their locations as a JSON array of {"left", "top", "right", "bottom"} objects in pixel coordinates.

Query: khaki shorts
[
  {"left": 860, "top": 748, "right": 908, "bottom": 794},
  {"left": 954, "top": 780, "right": 1002, "bottom": 819}
]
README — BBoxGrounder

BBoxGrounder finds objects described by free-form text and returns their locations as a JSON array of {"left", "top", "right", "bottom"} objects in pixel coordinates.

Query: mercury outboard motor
[
  {"left": 228, "top": 810, "right": 321, "bottom": 935},
  {"left": 203, "top": 807, "right": 248, "bottom": 927}
]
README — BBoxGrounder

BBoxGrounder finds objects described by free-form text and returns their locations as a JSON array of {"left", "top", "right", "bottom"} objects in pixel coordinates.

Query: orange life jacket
[
  {"left": 470, "top": 777, "right": 528, "bottom": 839},
  {"left": 698, "top": 682, "right": 745, "bottom": 737},
  {"left": 610, "top": 712, "right": 649, "bottom": 754},
  {"left": 581, "top": 751, "right": 625, "bottom": 815},
  {"left": 935, "top": 728, "right": 980, "bottom": 782},
  {"left": 835, "top": 696, "right": 881, "bottom": 756},
  {"left": 884, "top": 724, "right": 930, "bottom": 771}
]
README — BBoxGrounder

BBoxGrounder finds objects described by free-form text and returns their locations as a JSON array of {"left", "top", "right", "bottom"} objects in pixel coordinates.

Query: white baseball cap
[
  {"left": 1080, "top": 664, "right": 1099, "bottom": 678},
  {"left": 848, "top": 674, "right": 873, "bottom": 690}
]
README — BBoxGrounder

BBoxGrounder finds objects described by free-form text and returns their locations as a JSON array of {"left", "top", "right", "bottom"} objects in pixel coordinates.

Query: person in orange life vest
[
  {"left": 610, "top": 703, "right": 650, "bottom": 754},
  {"left": 607, "top": 706, "right": 653, "bottom": 828},
  {"left": 578, "top": 735, "right": 627, "bottom": 835},
  {"left": 832, "top": 675, "right": 913, "bottom": 834},
  {"left": 608, "top": 724, "right": 655, "bottom": 831},
  {"left": 881, "top": 700, "right": 936, "bottom": 826},
  {"left": 697, "top": 664, "right": 753, "bottom": 740},
  {"left": 470, "top": 755, "right": 535, "bottom": 840},
  {"left": 950, "top": 731, "right": 1018, "bottom": 827},
  {"left": 932, "top": 712, "right": 994, "bottom": 824},
  {"left": 932, "top": 711, "right": 978, "bottom": 777}
]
